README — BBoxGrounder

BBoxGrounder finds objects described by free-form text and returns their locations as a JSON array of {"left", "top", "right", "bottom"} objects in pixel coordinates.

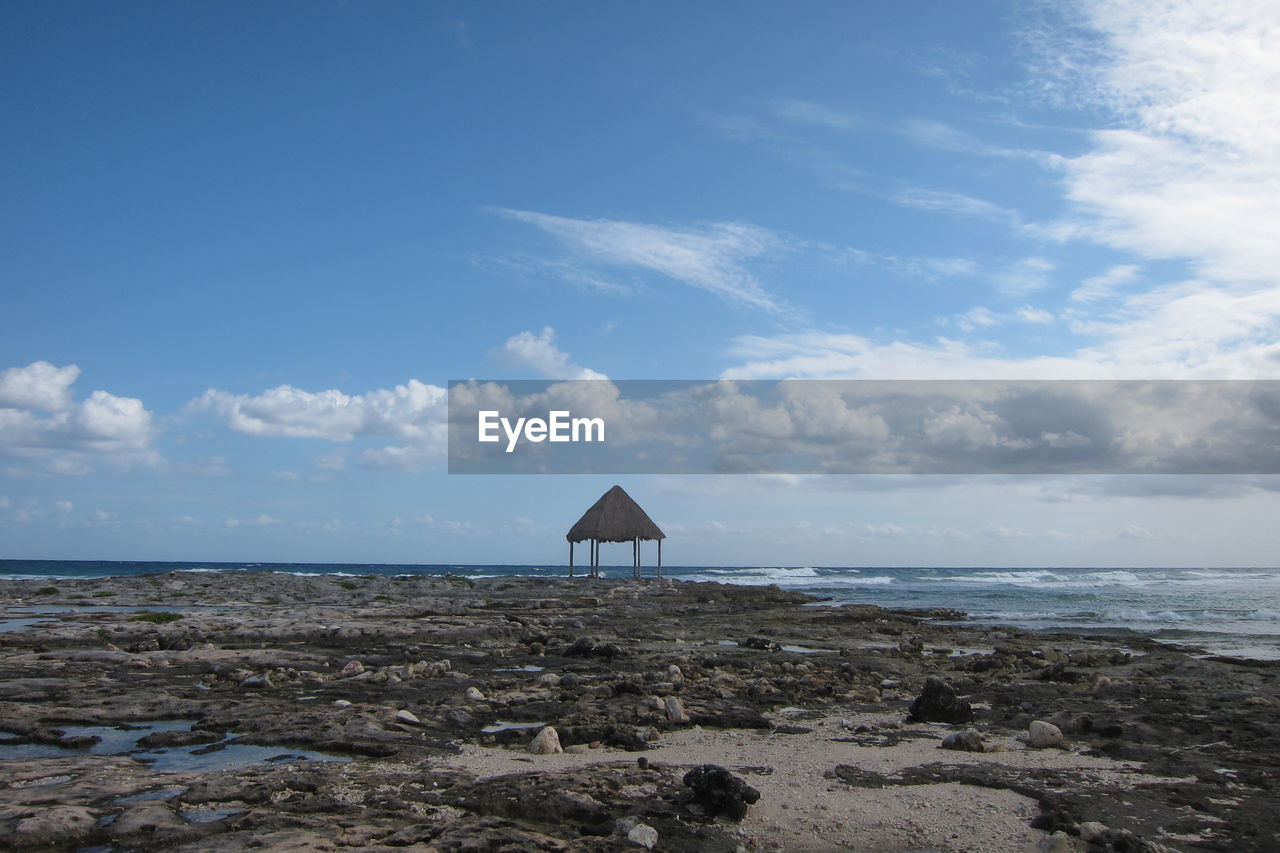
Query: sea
[{"left": 3, "top": 560, "right": 1278, "bottom": 660}]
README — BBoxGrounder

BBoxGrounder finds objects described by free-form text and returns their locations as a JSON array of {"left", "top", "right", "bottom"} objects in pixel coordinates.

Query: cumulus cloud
[
  {"left": 0, "top": 362, "right": 80, "bottom": 411},
  {"left": 490, "top": 327, "right": 607, "bottom": 380},
  {"left": 190, "top": 378, "right": 450, "bottom": 473},
  {"left": 494, "top": 208, "right": 793, "bottom": 315},
  {"left": 192, "top": 379, "right": 446, "bottom": 442},
  {"left": 0, "top": 362, "right": 157, "bottom": 471},
  {"left": 450, "top": 378, "right": 1280, "bottom": 475}
]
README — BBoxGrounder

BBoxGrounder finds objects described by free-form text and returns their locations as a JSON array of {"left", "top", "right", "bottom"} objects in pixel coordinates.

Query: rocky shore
[{"left": 1, "top": 571, "right": 1276, "bottom": 852}]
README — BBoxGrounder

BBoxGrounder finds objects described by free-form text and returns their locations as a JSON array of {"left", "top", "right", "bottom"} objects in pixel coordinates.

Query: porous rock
[
  {"left": 906, "top": 676, "right": 973, "bottom": 724},
  {"left": 682, "top": 764, "right": 760, "bottom": 821}
]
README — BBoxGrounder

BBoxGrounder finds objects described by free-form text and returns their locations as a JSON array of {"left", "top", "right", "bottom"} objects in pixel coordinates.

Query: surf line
[{"left": 477, "top": 410, "right": 605, "bottom": 453}]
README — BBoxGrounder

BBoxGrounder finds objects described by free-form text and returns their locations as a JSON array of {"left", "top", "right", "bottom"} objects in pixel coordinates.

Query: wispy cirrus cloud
[
  {"left": 493, "top": 208, "right": 796, "bottom": 317},
  {"left": 1045, "top": 0, "right": 1280, "bottom": 288},
  {"left": 725, "top": 1, "right": 1280, "bottom": 381},
  {"left": 769, "top": 98, "right": 860, "bottom": 130},
  {"left": 890, "top": 188, "right": 1022, "bottom": 227}
]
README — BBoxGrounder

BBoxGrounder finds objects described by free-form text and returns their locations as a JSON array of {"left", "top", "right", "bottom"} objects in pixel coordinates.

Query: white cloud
[
  {"left": 0, "top": 362, "right": 157, "bottom": 471},
  {"left": 892, "top": 188, "right": 1020, "bottom": 225},
  {"left": 224, "top": 514, "right": 279, "bottom": 528},
  {"left": 193, "top": 379, "right": 446, "bottom": 442},
  {"left": 0, "top": 362, "right": 80, "bottom": 411},
  {"left": 490, "top": 327, "right": 607, "bottom": 380},
  {"left": 1052, "top": 1, "right": 1280, "bottom": 287},
  {"left": 1016, "top": 306, "right": 1055, "bottom": 324},
  {"left": 726, "top": 4, "right": 1280, "bottom": 382},
  {"left": 1071, "top": 264, "right": 1141, "bottom": 302},
  {"left": 495, "top": 208, "right": 792, "bottom": 315},
  {"left": 771, "top": 99, "right": 860, "bottom": 130},
  {"left": 955, "top": 307, "right": 1001, "bottom": 332},
  {"left": 992, "top": 257, "right": 1055, "bottom": 295}
]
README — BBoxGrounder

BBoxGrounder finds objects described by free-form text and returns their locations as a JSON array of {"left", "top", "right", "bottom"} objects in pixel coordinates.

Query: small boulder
[
  {"left": 394, "top": 709, "right": 420, "bottom": 725},
  {"left": 664, "top": 696, "right": 690, "bottom": 724},
  {"left": 682, "top": 764, "right": 760, "bottom": 821},
  {"left": 627, "top": 823, "right": 659, "bottom": 849},
  {"left": 528, "top": 726, "right": 563, "bottom": 755},
  {"left": 940, "top": 728, "right": 985, "bottom": 752},
  {"left": 1028, "top": 720, "right": 1064, "bottom": 748},
  {"left": 464, "top": 686, "right": 486, "bottom": 702},
  {"left": 906, "top": 677, "right": 973, "bottom": 724},
  {"left": 340, "top": 660, "right": 365, "bottom": 677}
]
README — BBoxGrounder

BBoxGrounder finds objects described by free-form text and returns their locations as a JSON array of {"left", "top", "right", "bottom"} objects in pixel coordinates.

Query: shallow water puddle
[
  {"left": 180, "top": 805, "right": 245, "bottom": 823},
  {"left": 114, "top": 787, "right": 187, "bottom": 803},
  {"left": 0, "top": 617, "right": 56, "bottom": 632},
  {"left": 481, "top": 721, "right": 547, "bottom": 734},
  {"left": 0, "top": 720, "right": 350, "bottom": 771}
]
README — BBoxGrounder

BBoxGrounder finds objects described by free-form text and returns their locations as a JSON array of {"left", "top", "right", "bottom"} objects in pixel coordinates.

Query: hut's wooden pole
[
  {"left": 569, "top": 541, "right": 574, "bottom": 578},
  {"left": 632, "top": 537, "right": 638, "bottom": 579},
  {"left": 657, "top": 540, "right": 662, "bottom": 579}
]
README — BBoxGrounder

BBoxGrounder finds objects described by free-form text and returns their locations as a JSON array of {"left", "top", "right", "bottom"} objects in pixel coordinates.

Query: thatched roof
[{"left": 567, "top": 485, "right": 666, "bottom": 543}]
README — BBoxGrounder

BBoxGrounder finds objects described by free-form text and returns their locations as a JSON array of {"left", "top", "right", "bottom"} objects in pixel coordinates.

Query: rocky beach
[{"left": 1, "top": 571, "right": 1277, "bottom": 852}]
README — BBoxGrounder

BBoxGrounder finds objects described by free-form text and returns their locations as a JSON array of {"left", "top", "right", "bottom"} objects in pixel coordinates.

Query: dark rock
[
  {"left": 742, "top": 636, "right": 781, "bottom": 651},
  {"left": 136, "top": 729, "right": 223, "bottom": 749},
  {"left": 564, "top": 637, "right": 622, "bottom": 660},
  {"left": 906, "top": 676, "right": 973, "bottom": 724},
  {"left": 682, "top": 764, "right": 760, "bottom": 820}
]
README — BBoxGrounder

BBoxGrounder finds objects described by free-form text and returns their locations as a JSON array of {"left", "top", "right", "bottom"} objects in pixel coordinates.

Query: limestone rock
[
  {"left": 1028, "top": 720, "right": 1064, "bottom": 748},
  {"left": 627, "top": 823, "right": 659, "bottom": 849},
  {"left": 664, "top": 696, "right": 690, "bottom": 724},
  {"left": 940, "top": 728, "right": 985, "bottom": 752},
  {"left": 529, "top": 726, "right": 563, "bottom": 754}
]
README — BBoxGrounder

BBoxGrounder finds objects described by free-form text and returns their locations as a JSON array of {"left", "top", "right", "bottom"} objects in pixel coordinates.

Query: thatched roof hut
[{"left": 566, "top": 485, "right": 665, "bottom": 579}]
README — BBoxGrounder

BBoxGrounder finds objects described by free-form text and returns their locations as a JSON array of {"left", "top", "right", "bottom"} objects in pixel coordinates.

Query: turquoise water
[{"left": 2, "top": 560, "right": 1277, "bottom": 659}]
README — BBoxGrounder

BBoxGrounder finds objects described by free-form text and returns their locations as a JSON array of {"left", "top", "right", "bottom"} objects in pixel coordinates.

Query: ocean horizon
[{"left": 3, "top": 559, "right": 1277, "bottom": 661}]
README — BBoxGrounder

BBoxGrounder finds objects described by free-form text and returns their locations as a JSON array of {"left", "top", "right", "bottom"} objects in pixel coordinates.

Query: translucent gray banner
[{"left": 447, "top": 379, "right": 1280, "bottom": 474}]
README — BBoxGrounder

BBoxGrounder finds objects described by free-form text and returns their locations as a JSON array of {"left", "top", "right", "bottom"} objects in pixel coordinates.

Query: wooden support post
[
  {"left": 569, "top": 541, "right": 574, "bottom": 578},
  {"left": 633, "top": 537, "right": 638, "bottom": 579},
  {"left": 657, "top": 539, "right": 662, "bottom": 579}
]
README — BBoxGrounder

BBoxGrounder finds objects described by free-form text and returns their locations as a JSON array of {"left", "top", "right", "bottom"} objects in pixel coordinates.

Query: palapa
[{"left": 566, "top": 485, "right": 665, "bottom": 579}]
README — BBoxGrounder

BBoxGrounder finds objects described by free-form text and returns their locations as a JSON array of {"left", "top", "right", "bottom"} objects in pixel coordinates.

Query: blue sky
[{"left": 4, "top": 0, "right": 1280, "bottom": 567}]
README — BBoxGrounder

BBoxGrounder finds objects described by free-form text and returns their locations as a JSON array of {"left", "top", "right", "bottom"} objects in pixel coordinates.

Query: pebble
[
  {"left": 464, "top": 686, "right": 485, "bottom": 702},
  {"left": 394, "top": 709, "right": 420, "bottom": 725}
]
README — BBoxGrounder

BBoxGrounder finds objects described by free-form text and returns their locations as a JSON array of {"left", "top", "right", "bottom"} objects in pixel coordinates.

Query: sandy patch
[{"left": 436, "top": 711, "right": 1160, "bottom": 852}]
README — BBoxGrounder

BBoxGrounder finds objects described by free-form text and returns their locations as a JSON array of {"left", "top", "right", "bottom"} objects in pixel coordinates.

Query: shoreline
[
  {"left": 1, "top": 571, "right": 1277, "bottom": 851},
  {"left": 5, "top": 561, "right": 1275, "bottom": 665}
]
